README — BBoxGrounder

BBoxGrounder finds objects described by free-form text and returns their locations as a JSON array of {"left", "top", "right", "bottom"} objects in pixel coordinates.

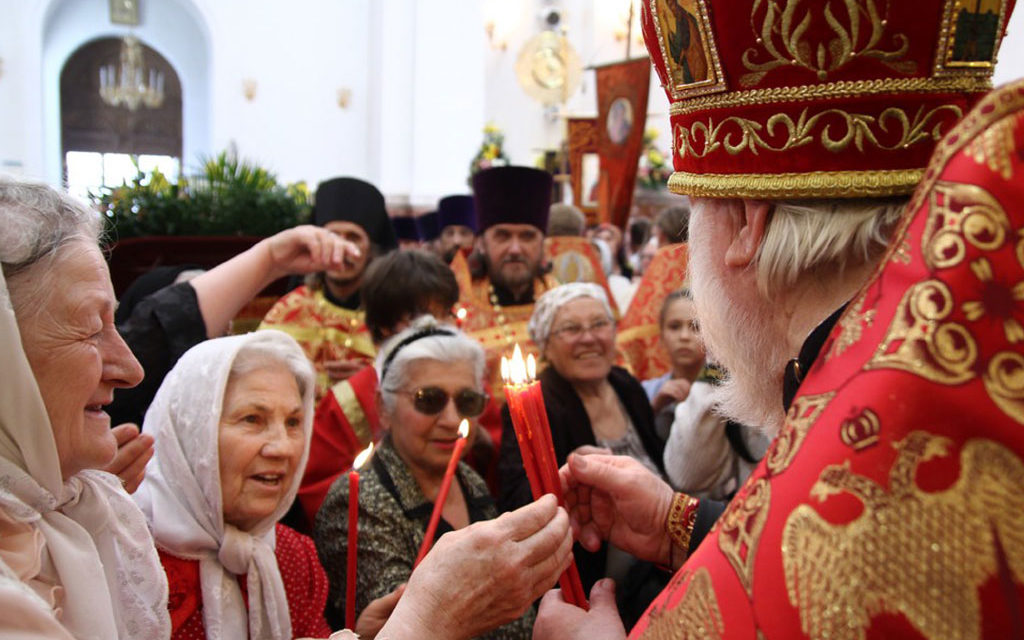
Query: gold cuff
[{"left": 665, "top": 492, "right": 700, "bottom": 562}]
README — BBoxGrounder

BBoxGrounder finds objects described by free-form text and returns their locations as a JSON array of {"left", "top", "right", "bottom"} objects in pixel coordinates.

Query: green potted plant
[{"left": 94, "top": 151, "right": 311, "bottom": 294}]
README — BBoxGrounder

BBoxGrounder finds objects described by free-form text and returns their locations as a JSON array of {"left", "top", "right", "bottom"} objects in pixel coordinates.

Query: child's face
[{"left": 660, "top": 298, "right": 705, "bottom": 370}]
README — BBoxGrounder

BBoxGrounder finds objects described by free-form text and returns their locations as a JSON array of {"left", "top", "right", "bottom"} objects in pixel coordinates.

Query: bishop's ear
[{"left": 724, "top": 200, "right": 772, "bottom": 268}]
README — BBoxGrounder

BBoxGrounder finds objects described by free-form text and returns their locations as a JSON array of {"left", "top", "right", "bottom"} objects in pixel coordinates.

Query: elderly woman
[
  {"left": 497, "top": 282, "right": 667, "bottom": 626},
  {"left": 315, "top": 316, "right": 534, "bottom": 638},
  {"left": 0, "top": 178, "right": 169, "bottom": 638},
  {"left": 134, "top": 330, "right": 332, "bottom": 639}
]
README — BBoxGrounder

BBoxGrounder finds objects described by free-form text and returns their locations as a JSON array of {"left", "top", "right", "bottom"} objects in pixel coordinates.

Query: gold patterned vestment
[
  {"left": 258, "top": 285, "right": 375, "bottom": 400},
  {"left": 631, "top": 77, "right": 1024, "bottom": 640}
]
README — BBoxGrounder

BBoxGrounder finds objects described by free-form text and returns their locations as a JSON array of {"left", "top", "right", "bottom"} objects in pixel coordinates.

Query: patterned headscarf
[
  {"left": 0, "top": 265, "right": 169, "bottom": 639},
  {"left": 135, "top": 330, "right": 315, "bottom": 640},
  {"left": 528, "top": 282, "right": 614, "bottom": 353}
]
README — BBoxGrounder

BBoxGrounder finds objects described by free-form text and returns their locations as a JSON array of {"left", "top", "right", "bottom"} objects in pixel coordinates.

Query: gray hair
[
  {"left": 755, "top": 197, "right": 906, "bottom": 296},
  {"left": 547, "top": 203, "right": 586, "bottom": 237},
  {"left": 1, "top": 177, "right": 102, "bottom": 314},
  {"left": 0, "top": 177, "right": 102, "bottom": 279},
  {"left": 528, "top": 283, "right": 613, "bottom": 353},
  {"left": 229, "top": 332, "right": 316, "bottom": 402},
  {"left": 375, "top": 315, "right": 486, "bottom": 415}
]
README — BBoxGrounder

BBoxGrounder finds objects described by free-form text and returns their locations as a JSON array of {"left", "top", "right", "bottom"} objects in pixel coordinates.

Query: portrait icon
[
  {"left": 655, "top": 0, "right": 711, "bottom": 87},
  {"left": 606, "top": 97, "right": 634, "bottom": 145}
]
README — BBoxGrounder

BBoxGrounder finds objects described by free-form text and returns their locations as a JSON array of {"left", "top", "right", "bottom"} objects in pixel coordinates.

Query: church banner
[{"left": 594, "top": 57, "right": 651, "bottom": 229}]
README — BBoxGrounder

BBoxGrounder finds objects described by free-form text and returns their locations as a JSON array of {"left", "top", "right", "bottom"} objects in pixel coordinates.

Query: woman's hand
[
  {"left": 264, "top": 225, "right": 361, "bottom": 281},
  {"left": 533, "top": 579, "right": 627, "bottom": 640},
  {"left": 355, "top": 584, "right": 405, "bottom": 640},
  {"left": 102, "top": 423, "right": 154, "bottom": 494},
  {"left": 561, "top": 453, "right": 675, "bottom": 565},
  {"left": 378, "top": 495, "right": 573, "bottom": 640}
]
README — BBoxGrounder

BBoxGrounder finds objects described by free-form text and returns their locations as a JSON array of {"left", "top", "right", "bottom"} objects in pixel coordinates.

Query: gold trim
[
  {"left": 674, "top": 105, "right": 962, "bottom": 159},
  {"left": 667, "top": 168, "right": 924, "bottom": 199},
  {"left": 331, "top": 379, "right": 372, "bottom": 447},
  {"left": 648, "top": 0, "right": 728, "bottom": 101},
  {"left": 668, "top": 75, "right": 992, "bottom": 116},
  {"left": 907, "top": 78, "right": 1024, "bottom": 215}
]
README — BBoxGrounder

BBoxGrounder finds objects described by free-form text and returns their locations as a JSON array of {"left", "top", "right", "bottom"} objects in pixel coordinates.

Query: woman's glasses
[
  {"left": 393, "top": 387, "right": 488, "bottom": 418},
  {"left": 550, "top": 318, "right": 614, "bottom": 342}
]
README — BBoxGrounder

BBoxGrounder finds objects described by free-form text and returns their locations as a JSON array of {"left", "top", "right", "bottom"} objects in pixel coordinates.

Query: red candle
[
  {"left": 347, "top": 443, "right": 374, "bottom": 630},
  {"left": 502, "top": 345, "right": 589, "bottom": 609},
  {"left": 415, "top": 419, "right": 470, "bottom": 567}
]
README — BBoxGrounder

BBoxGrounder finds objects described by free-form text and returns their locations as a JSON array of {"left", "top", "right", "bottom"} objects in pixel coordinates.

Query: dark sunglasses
[{"left": 395, "top": 387, "right": 488, "bottom": 418}]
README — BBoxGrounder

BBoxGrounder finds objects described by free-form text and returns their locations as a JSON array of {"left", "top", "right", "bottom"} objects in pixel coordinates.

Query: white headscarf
[
  {"left": 134, "top": 331, "right": 315, "bottom": 640},
  {"left": 0, "top": 268, "right": 170, "bottom": 639},
  {"left": 528, "top": 282, "right": 614, "bottom": 352}
]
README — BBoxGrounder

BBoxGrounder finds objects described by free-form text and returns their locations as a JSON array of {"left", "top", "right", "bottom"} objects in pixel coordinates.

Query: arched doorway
[{"left": 60, "top": 36, "right": 182, "bottom": 200}]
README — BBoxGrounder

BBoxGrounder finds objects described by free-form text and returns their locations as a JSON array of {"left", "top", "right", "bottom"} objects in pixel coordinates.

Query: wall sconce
[
  {"left": 337, "top": 88, "right": 352, "bottom": 109},
  {"left": 242, "top": 78, "right": 257, "bottom": 102},
  {"left": 485, "top": 21, "right": 507, "bottom": 51}
]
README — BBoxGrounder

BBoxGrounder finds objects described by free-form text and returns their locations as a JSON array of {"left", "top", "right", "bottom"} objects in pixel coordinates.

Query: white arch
[{"left": 38, "top": 0, "right": 212, "bottom": 185}]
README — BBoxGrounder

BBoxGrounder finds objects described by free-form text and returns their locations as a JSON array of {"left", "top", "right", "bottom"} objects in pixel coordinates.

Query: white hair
[
  {"left": 375, "top": 315, "right": 486, "bottom": 415},
  {"left": 755, "top": 197, "right": 906, "bottom": 296},
  {"left": 229, "top": 332, "right": 315, "bottom": 402},
  {"left": 528, "top": 283, "right": 614, "bottom": 352},
  {"left": 1, "top": 177, "right": 102, "bottom": 314}
]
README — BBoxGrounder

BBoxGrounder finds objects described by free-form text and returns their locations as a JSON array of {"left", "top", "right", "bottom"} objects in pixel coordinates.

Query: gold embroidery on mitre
[
  {"left": 765, "top": 392, "right": 836, "bottom": 475},
  {"left": 782, "top": 431, "right": 1024, "bottom": 640},
  {"left": 740, "top": 0, "right": 916, "bottom": 86},
  {"left": 642, "top": 568, "right": 725, "bottom": 640},
  {"left": 964, "top": 112, "right": 1018, "bottom": 180},
  {"left": 717, "top": 478, "right": 771, "bottom": 596},
  {"left": 984, "top": 351, "right": 1024, "bottom": 425},
  {"left": 934, "top": 0, "right": 1012, "bottom": 76},
  {"left": 839, "top": 408, "right": 881, "bottom": 450},
  {"left": 827, "top": 296, "right": 876, "bottom": 360},
  {"left": 675, "top": 105, "right": 962, "bottom": 159},
  {"left": 921, "top": 181, "right": 1011, "bottom": 271},
  {"left": 864, "top": 279, "right": 977, "bottom": 384}
]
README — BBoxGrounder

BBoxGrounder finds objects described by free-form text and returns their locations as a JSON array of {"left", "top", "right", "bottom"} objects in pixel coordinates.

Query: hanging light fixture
[{"left": 99, "top": 36, "right": 164, "bottom": 111}]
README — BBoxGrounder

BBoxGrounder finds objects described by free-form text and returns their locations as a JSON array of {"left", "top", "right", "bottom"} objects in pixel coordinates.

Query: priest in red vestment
[
  {"left": 260, "top": 177, "right": 397, "bottom": 400},
  {"left": 532, "top": 1, "right": 1023, "bottom": 638}
]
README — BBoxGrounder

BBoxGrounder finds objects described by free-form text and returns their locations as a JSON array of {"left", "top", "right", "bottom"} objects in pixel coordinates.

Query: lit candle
[
  {"left": 347, "top": 443, "right": 374, "bottom": 630},
  {"left": 455, "top": 306, "right": 468, "bottom": 329},
  {"left": 501, "top": 344, "right": 589, "bottom": 609},
  {"left": 414, "top": 419, "right": 470, "bottom": 567}
]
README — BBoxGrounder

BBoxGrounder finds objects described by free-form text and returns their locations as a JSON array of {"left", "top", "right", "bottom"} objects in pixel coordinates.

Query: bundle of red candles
[{"left": 501, "top": 344, "right": 589, "bottom": 609}]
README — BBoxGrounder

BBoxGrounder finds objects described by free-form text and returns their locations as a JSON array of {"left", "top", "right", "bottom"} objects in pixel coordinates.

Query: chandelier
[{"left": 99, "top": 36, "right": 164, "bottom": 111}]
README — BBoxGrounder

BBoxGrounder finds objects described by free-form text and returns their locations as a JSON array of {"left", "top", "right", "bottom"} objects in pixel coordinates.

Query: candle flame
[
  {"left": 505, "top": 343, "right": 529, "bottom": 385},
  {"left": 456, "top": 307, "right": 467, "bottom": 320},
  {"left": 458, "top": 419, "right": 469, "bottom": 438},
  {"left": 527, "top": 353, "right": 536, "bottom": 381},
  {"left": 353, "top": 442, "right": 374, "bottom": 470}
]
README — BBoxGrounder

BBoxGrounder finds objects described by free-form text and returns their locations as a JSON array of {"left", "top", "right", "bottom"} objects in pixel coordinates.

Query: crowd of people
[{"left": 1, "top": 1, "right": 1022, "bottom": 638}]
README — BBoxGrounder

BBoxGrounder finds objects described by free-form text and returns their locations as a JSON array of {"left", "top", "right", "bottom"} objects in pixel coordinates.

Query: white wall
[{"left": 0, "top": 0, "right": 1021, "bottom": 203}]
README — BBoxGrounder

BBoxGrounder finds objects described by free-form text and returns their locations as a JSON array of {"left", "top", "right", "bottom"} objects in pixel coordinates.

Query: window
[{"left": 60, "top": 37, "right": 182, "bottom": 201}]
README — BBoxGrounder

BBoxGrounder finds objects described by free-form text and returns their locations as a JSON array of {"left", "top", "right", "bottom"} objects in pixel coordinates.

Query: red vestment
[
  {"left": 298, "top": 365, "right": 381, "bottom": 526},
  {"left": 631, "top": 79, "right": 1024, "bottom": 640},
  {"left": 259, "top": 285, "right": 375, "bottom": 401}
]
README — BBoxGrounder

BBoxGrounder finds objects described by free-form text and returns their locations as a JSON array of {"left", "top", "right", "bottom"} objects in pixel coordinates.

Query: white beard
[{"left": 688, "top": 203, "right": 790, "bottom": 436}]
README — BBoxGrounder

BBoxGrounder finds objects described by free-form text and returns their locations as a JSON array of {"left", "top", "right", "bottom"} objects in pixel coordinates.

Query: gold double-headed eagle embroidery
[
  {"left": 642, "top": 568, "right": 725, "bottom": 640},
  {"left": 783, "top": 431, "right": 1024, "bottom": 640}
]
